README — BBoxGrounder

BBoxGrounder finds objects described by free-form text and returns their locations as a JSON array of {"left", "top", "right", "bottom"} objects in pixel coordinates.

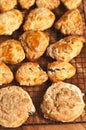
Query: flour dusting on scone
[
  {"left": 41, "top": 82, "right": 85, "bottom": 122},
  {"left": 16, "top": 62, "right": 48, "bottom": 86},
  {"left": 47, "top": 36, "right": 84, "bottom": 62}
]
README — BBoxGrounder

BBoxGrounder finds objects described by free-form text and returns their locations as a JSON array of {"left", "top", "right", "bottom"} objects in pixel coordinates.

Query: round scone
[
  {"left": 61, "top": 0, "right": 82, "bottom": 10},
  {"left": 20, "top": 30, "right": 49, "bottom": 61},
  {"left": 23, "top": 8, "right": 55, "bottom": 31},
  {"left": 47, "top": 35, "right": 84, "bottom": 62},
  {"left": 15, "top": 62, "right": 48, "bottom": 86},
  {"left": 0, "top": 39, "right": 25, "bottom": 64},
  {"left": 54, "top": 9, "right": 83, "bottom": 35},
  {"left": 0, "top": 0, "right": 17, "bottom": 12},
  {"left": 41, "top": 82, "right": 85, "bottom": 122},
  {"left": 0, "top": 86, "right": 35, "bottom": 128},
  {"left": 47, "top": 61, "right": 76, "bottom": 82},
  {"left": 36, "top": 0, "right": 60, "bottom": 10},
  {"left": 18, "top": 0, "right": 35, "bottom": 9},
  {"left": 0, "top": 9, "right": 23, "bottom": 35},
  {"left": 0, "top": 62, "right": 14, "bottom": 85}
]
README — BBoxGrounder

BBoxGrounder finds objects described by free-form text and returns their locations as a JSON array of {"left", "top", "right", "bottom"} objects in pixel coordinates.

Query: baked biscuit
[
  {"left": 41, "top": 82, "right": 85, "bottom": 122},
  {"left": 23, "top": 8, "right": 55, "bottom": 31},
  {"left": 20, "top": 30, "right": 49, "bottom": 61},
  {"left": 16, "top": 62, "right": 48, "bottom": 86},
  {"left": 0, "top": 9, "right": 23, "bottom": 35},
  {"left": 48, "top": 61, "right": 76, "bottom": 82},
  {"left": 0, "top": 86, "right": 35, "bottom": 128},
  {"left": 47, "top": 36, "right": 84, "bottom": 62},
  {"left": 0, "top": 0, "right": 17, "bottom": 12},
  {"left": 36, "top": 0, "right": 60, "bottom": 10},
  {"left": 0, "top": 62, "right": 14, "bottom": 85},
  {"left": 54, "top": 9, "right": 83, "bottom": 35},
  {"left": 0, "top": 39, "right": 25, "bottom": 64},
  {"left": 18, "top": 0, "right": 35, "bottom": 9},
  {"left": 61, "top": 0, "right": 82, "bottom": 10}
]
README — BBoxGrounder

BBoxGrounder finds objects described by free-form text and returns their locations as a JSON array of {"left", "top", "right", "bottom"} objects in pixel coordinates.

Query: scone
[
  {"left": 47, "top": 36, "right": 84, "bottom": 62},
  {"left": 0, "top": 0, "right": 17, "bottom": 12},
  {"left": 36, "top": 0, "right": 60, "bottom": 10},
  {"left": 20, "top": 30, "right": 49, "bottom": 61},
  {"left": 47, "top": 61, "right": 76, "bottom": 82},
  {"left": 0, "top": 86, "right": 35, "bottom": 128},
  {"left": 23, "top": 8, "right": 55, "bottom": 31},
  {"left": 15, "top": 62, "right": 48, "bottom": 86},
  {"left": 0, "top": 62, "right": 14, "bottom": 85},
  {"left": 41, "top": 82, "right": 85, "bottom": 122},
  {"left": 54, "top": 9, "right": 83, "bottom": 35},
  {"left": 61, "top": 0, "right": 82, "bottom": 10},
  {"left": 0, "top": 39, "right": 25, "bottom": 64},
  {"left": 18, "top": 0, "right": 35, "bottom": 9},
  {"left": 0, "top": 9, "right": 23, "bottom": 35}
]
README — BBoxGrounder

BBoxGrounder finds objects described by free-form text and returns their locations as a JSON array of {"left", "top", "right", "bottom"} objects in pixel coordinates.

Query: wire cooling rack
[
  {"left": 22, "top": 0, "right": 86, "bottom": 125},
  {"left": 0, "top": 0, "right": 86, "bottom": 127}
]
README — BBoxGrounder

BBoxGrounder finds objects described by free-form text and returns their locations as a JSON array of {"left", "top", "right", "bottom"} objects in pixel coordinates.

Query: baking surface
[{"left": 0, "top": 0, "right": 86, "bottom": 129}]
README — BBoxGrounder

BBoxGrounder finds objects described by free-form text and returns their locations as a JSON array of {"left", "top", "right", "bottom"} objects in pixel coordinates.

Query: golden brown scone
[
  {"left": 61, "top": 0, "right": 82, "bottom": 10},
  {"left": 20, "top": 30, "right": 49, "bottom": 61},
  {"left": 0, "top": 86, "right": 35, "bottom": 128},
  {"left": 16, "top": 62, "right": 48, "bottom": 86},
  {"left": 47, "top": 36, "right": 84, "bottom": 62},
  {"left": 0, "top": 0, "right": 17, "bottom": 12},
  {"left": 41, "top": 82, "right": 85, "bottom": 122},
  {"left": 36, "top": 0, "right": 60, "bottom": 10},
  {"left": 0, "top": 62, "right": 14, "bottom": 85},
  {"left": 23, "top": 8, "right": 55, "bottom": 31},
  {"left": 0, "top": 39, "right": 25, "bottom": 64},
  {"left": 18, "top": 0, "right": 35, "bottom": 9},
  {"left": 47, "top": 61, "right": 76, "bottom": 82},
  {"left": 54, "top": 9, "right": 83, "bottom": 35},
  {"left": 0, "top": 9, "right": 23, "bottom": 35}
]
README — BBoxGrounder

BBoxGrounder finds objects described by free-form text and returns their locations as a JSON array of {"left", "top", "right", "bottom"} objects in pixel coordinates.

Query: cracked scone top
[
  {"left": 41, "top": 82, "right": 85, "bottom": 122},
  {"left": 0, "top": 86, "right": 35, "bottom": 128}
]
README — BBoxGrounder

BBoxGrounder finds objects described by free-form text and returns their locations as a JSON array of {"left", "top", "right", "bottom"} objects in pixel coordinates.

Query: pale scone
[
  {"left": 20, "top": 30, "right": 49, "bottom": 61},
  {"left": 36, "top": 0, "right": 60, "bottom": 10},
  {"left": 54, "top": 9, "right": 83, "bottom": 35},
  {"left": 0, "top": 9, "right": 23, "bottom": 35},
  {"left": 0, "top": 39, "right": 25, "bottom": 64},
  {"left": 47, "top": 36, "right": 84, "bottom": 62},
  {"left": 18, "top": 0, "right": 35, "bottom": 9},
  {"left": 23, "top": 8, "right": 55, "bottom": 31},
  {"left": 15, "top": 62, "right": 48, "bottom": 86},
  {"left": 47, "top": 61, "right": 76, "bottom": 82},
  {"left": 0, "top": 0, "right": 17, "bottom": 12},
  {"left": 41, "top": 82, "right": 85, "bottom": 122},
  {"left": 61, "top": 0, "right": 82, "bottom": 10},
  {"left": 0, "top": 62, "right": 14, "bottom": 85},
  {"left": 0, "top": 86, "right": 35, "bottom": 128}
]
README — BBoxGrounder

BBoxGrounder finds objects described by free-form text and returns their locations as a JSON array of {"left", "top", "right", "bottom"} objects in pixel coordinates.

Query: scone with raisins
[
  {"left": 47, "top": 36, "right": 84, "bottom": 62},
  {"left": 16, "top": 62, "right": 48, "bottom": 86}
]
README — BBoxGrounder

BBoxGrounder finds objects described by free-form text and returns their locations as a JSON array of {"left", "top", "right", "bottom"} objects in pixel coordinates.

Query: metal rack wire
[{"left": 22, "top": 0, "right": 86, "bottom": 125}]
